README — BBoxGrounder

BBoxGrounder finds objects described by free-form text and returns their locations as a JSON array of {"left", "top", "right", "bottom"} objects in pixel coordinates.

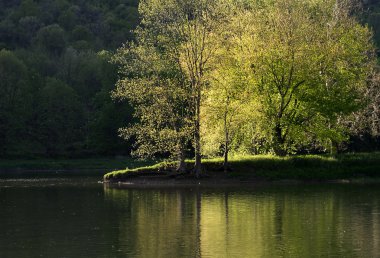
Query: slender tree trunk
[
  {"left": 177, "top": 144, "right": 186, "bottom": 173},
  {"left": 328, "top": 122, "right": 338, "bottom": 155},
  {"left": 273, "top": 124, "right": 286, "bottom": 156},
  {"left": 223, "top": 146, "right": 229, "bottom": 173},
  {"left": 223, "top": 111, "right": 229, "bottom": 173},
  {"left": 329, "top": 138, "right": 338, "bottom": 155},
  {"left": 194, "top": 87, "right": 202, "bottom": 178}
]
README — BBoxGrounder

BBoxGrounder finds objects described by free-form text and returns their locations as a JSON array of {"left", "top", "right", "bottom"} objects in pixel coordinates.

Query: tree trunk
[
  {"left": 327, "top": 122, "right": 339, "bottom": 155},
  {"left": 223, "top": 146, "right": 229, "bottom": 173},
  {"left": 223, "top": 114, "right": 229, "bottom": 173},
  {"left": 273, "top": 124, "right": 286, "bottom": 156},
  {"left": 176, "top": 144, "right": 186, "bottom": 173},
  {"left": 194, "top": 87, "right": 202, "bottom": 178},
  {"left": 329, "top": 138, "right": 339, "bottom": 155}
]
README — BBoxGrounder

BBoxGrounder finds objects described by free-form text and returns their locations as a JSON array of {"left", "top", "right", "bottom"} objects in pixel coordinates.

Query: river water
[{"left": 0, "top": 178, "right": 379, "bottom": 257}]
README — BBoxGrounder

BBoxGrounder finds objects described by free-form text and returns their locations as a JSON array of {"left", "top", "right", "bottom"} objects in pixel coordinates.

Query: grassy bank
[{"left": 104, "top": 152, "right": 380, "bottom": 182}]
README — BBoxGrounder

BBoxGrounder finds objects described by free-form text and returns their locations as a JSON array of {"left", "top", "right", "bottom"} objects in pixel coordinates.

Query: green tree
[
  {"left": 344, "top": 68, "right": 380, "bottom": 151},
  {"left": 201, "top": 49, "right": 251, "bottom": 171},
  {"left": 0, "top": 49, "right": 29, "bottom": 156},
  {"left": 129, "top": 0, "right": 231, "bottom": 175},
  {"left": 13, "top": 0, "right": 40, "bottom": 20},
  {"left": 18, "top": 16, "right": 42, "bottom": 46},
  {"left": 34, "top": 24, "right": 66, "bottom": 56},
  {"left": 113, "top": 41, "right": 193, "bottom": 172},
  {"left": 58, "top": 6, "right": 78, "bottom": 30},
  {"left": 88, "top": 51, "right": 133, "bottom": 155},
  {"left": 231, "top": 0, "right": 375, "bottom": 155},
  {"left": 37, "top": 78, "right": 83, "bottom": 157}
]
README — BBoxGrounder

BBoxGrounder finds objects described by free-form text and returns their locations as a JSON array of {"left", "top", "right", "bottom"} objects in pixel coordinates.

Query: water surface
[{"left": 0, "top": 178, "right": 379, "bottom": 257}]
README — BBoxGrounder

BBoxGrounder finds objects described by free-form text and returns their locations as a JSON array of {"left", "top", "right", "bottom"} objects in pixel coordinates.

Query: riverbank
[{"left": 103, "top": 152, "right": 380, "bottom": 183}]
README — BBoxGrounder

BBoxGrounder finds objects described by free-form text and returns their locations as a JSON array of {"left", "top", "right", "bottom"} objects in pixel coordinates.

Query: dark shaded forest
[
  {"left": 0, "top": 0, "right": 139, "bottom": 157},
  {"left": 0, "top": 0, "right": 379, "bottom": 158}
]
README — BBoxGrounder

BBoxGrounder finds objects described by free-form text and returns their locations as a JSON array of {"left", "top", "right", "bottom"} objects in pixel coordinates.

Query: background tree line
[
  {"left": 0, "top": 0, "right": 379, "bottom": 159},
  {"left": 0, "top": 0, "right": 140, "bottom": 157}
]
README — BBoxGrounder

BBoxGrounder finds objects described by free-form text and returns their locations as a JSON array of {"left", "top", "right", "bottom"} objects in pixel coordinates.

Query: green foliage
[
  {"left": 202, "top": 0, "right": 375, "bottom": 156},
  {"left": 34, "top": 24, "right": 66, "bottom": 55},
  {"left": 0, "top": 0, "right": 139, "bottom": 158},
  {"left": 37, "top": 78, "right": 83, "bottom": 156},
  {"left": 201, "top": 52, "right": 252, "bottom": 157},
  {"left": 14, "top": 0, "right": 40, "bottom": 20},
  {"left": 89, "top": 89, "right": 134, "bottom": 155},
  {"left": 0, "top": 49, "right": 31, "bottom": 155},
  {"left": 113, "top": 0, "right": 232, "bottom": 169},
  {"left": 113, "top": 40, "right": 193, "bottom": 160},
  {"left": 363, "top": 0, "right": 380, "bottom": 50}
]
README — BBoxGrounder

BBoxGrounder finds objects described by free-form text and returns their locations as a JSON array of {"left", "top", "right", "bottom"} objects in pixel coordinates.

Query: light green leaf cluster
[{"left": 201, "top": 0, "right": 376, "bottom": 156}]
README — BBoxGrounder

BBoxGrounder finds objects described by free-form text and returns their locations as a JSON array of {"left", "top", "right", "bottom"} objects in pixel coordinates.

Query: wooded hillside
[{"left": 0, "top": 0, "right": 139, "bottom": 157}]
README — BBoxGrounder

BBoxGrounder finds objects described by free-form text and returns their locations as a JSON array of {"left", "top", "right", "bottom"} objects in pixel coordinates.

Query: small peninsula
[{"left": 103, "top": 153, "right": 380, "bottom": 185}]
